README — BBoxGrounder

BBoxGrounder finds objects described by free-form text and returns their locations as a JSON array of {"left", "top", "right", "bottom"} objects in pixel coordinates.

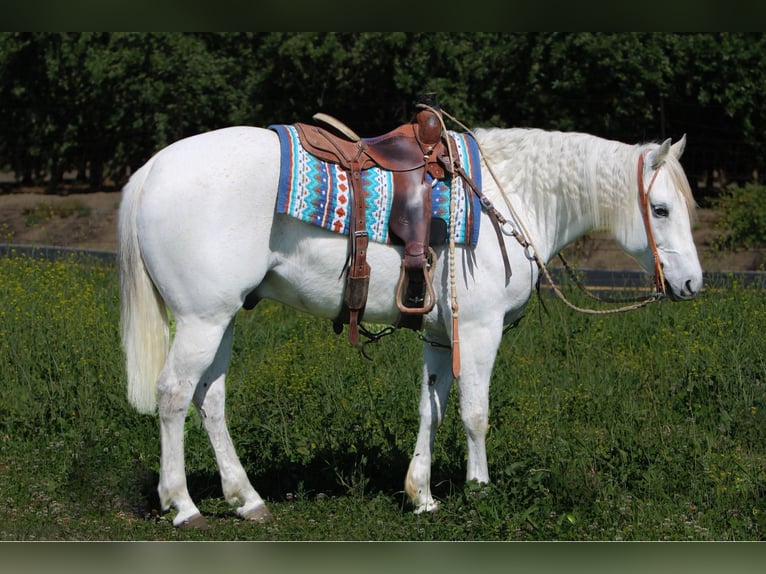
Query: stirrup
[{"left": 395, "top": 249, "right": 436, "bottom": 315}]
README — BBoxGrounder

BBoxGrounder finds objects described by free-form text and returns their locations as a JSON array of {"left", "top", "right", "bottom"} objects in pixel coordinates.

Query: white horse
[{"left": 119, "top": 125, "right": 702, "bottom": 528}]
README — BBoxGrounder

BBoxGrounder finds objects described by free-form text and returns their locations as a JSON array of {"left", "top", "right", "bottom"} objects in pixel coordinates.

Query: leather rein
[
  {"left": 506, "top": 147, "right": 670, "bottom": 316},
  {"left": 357, "top": 119, "right": 671, "bottom": 365},
  {"left": 637, "top": 152, "right": 667, "bottom": 297}
]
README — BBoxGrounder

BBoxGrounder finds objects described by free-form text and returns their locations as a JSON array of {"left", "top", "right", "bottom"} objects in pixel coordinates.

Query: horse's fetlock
[{"left": 158, "top": 487, "right": 172, "bottom": 511}]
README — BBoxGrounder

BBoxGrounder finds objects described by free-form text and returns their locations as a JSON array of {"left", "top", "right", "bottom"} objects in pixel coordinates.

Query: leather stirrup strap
[{"left": 344, "top": 162, "right": 371, "bottom": 345}]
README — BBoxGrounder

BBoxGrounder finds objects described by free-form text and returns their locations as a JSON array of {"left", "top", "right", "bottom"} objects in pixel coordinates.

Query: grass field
[{"left": 1, "top": 253, "right": 765, "bottom": 541}]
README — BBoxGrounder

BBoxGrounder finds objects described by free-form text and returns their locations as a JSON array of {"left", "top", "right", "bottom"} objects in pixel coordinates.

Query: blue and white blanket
[{"left": 270, "top": 124, "right": 482, "bottom": 246}]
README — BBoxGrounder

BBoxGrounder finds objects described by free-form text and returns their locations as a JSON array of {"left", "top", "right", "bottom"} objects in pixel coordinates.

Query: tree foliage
[{"left": 1, "top": 32, "right": 765, "bottom": 200}]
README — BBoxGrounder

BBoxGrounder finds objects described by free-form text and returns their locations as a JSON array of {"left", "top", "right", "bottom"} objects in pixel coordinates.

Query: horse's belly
[{"left": 256, "top": 216, "right": 410, "bottom": 324}]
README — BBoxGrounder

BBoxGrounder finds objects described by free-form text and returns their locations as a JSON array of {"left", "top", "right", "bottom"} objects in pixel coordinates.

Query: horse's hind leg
[
  {"left": 156, "top": 315, "right": 234, "bottom": 528},
  {"left": 192, "top": 320, "right": 271, "bottom": 523}
]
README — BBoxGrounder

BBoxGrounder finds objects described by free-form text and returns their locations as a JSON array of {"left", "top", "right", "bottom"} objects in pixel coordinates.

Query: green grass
[
  {"left": 1, "top": 254, "right": 765, "bottom": 540},
  {"left": 22, "top": 199, "right": 92, "bottom": 226}
]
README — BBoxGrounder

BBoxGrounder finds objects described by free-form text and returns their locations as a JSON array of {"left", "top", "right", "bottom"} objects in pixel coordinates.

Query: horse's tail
[{"left": 118, "top": 157, "right": 168, "bottom": 414}]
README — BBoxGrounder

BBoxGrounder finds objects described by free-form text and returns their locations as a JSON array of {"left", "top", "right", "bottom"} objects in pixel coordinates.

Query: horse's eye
[{"left": 652, "top": 204, "right": 669, "bottom": 218}]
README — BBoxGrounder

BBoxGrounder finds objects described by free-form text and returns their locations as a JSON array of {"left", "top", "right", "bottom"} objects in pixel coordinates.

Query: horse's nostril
[{"left": 685, "top": 279, "right": 693, "bottom": 295}]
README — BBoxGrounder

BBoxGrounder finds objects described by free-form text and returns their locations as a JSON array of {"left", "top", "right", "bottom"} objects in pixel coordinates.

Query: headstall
[{"left": 637, "top": 152, "right": 667, "bottom": 296}]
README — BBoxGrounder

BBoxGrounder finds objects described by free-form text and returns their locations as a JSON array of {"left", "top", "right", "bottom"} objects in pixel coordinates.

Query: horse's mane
[{"left": 471, "top": 127, "right": 697, "bottom": 234}]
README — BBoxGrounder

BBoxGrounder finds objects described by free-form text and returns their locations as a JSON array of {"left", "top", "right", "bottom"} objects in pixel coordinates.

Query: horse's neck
[{"left": 479, "top": 128, "right": 637, "bottom": 263}]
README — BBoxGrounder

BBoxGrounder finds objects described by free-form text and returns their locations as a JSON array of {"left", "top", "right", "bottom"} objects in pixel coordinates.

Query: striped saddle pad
[{"left": 269, "top": 124, "right": 482, "bottom": 247}]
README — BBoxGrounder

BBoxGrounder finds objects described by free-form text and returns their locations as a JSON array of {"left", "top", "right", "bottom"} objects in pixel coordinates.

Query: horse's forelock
[
  {"left": 664, "top": 153, "right": 698, "bottom": 224},
  {"left": 640, "top": 139, "right": 698, "bottom": 223}
]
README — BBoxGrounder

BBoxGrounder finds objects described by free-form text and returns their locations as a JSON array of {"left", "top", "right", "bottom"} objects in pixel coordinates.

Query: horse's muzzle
[{"left": 665, "top": 277, "right": 701, "bottom": 301}]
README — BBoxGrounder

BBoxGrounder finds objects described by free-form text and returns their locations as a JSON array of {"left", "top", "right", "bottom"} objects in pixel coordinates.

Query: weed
[
  {"left": 0, "top": 223, "right": 13, "bottom": 241},
  {"left": 0, "top": 256, "right": 764, "bottom": 540},
  {"left": 23, "top": 199, "right": 92, "bottom": 227}
]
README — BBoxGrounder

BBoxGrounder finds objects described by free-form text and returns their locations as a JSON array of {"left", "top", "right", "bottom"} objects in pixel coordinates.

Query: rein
[
  {"left": 528, "top": 152, "right": 668, "bottom": 315},
  {"left": 437, "top": 107, "right": 667, "bottom": 316},
  {"left": 550, "top": 153, "right": 669, "bottom": 308},
  {"left": 356, "top": 109, "right": 669, "bottom": 370}
]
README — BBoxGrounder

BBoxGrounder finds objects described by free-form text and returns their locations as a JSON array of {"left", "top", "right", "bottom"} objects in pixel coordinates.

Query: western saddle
[{"left": 294, "top": 94, "right": 457, "bottom": 345}]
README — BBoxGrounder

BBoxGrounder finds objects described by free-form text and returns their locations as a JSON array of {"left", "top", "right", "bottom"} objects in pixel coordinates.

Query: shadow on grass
[{"left": 132, "top": 445, "right": 464, "bottom": 520}]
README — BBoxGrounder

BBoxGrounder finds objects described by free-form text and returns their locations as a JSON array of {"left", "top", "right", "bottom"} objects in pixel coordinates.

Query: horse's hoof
[
  {"left": 413, "top": 500, "right": 440, "bottom": 515},
  {"left": 239, "top": 503, "right": 273, "bottom": 523},
  {"left": 177, "top": 513, "right": 209, "bottom": 530}
]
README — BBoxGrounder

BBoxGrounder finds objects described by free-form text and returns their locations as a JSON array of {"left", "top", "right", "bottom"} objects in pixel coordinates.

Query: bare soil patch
[
  {"left": 0, "top": 187, "right": 761, "bottom": 272},
  {"left": 0, "top": 188, "right": 120, "bottom": 252}
]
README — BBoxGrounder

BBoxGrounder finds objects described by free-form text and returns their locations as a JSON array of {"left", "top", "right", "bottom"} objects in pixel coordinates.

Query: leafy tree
[
  {"left": 668, "top": 33, "right": 766, "bottom": 196},
  {"left": 78, "top": 32, "right": 248, "bottom": 185},
  {"left": 0, "top": 32, "right": 55, "bottom": 184},
  {"left": 1, "top": 32, "right": 766, "bottom": 195},
  {"left": 0, "top": 32, "right": 249, "bottom": 187}
]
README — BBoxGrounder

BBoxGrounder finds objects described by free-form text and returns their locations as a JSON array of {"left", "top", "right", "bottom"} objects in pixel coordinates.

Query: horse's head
[{"left": 622, "top": 135, "right": 703, "bottom": 301}]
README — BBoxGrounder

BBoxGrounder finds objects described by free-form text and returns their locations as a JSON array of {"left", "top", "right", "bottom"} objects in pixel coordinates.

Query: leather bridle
[{"left": 637, "top": 152, "right": 667, "bottom": 296}]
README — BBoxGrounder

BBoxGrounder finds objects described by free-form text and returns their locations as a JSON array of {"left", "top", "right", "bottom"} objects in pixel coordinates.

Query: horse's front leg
[
  {"left": 405, "top": 341, "right": 453, "bottom": 513},
  {"left": 456, "top": 323, "right": 502, "bottom": 485}
]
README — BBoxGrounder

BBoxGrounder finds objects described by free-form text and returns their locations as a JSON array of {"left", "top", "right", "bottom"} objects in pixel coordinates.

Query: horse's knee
[{"left": 461, "top": 408, "right": 488, "bottom": 438}]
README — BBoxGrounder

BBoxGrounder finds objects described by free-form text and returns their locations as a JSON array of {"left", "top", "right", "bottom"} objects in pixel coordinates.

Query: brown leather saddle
[{"left": 294, "top": 96, "right": 455, "bottom": 345}]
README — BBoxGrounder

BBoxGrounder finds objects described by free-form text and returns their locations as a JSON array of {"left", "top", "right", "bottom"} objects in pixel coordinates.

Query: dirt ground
[
  {"left": 0, "top": 187, "right": 762, "bottom": 272},
  {"left": 0, "top": 189, "right": 120, "bottom": 252}
]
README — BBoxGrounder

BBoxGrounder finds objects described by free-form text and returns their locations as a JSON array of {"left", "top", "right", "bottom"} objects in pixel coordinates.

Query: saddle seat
[
  {"left": 294, "top": 100, "right": 452, "bottom": 344},
  {"left": 295, "top": 111, "right": 450, "bottom": 179}
]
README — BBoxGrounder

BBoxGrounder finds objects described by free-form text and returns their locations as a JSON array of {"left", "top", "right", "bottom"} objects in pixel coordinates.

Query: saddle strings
[
  {"left": 425, "top": 105, "right": 664, "bottom": 316},
  {"left": 417, "top": 103, "right": 462, "bottom": 378}
]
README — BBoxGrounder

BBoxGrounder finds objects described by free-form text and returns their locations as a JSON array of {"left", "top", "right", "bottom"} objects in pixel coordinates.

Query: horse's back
[{"left": 136, "top": 126, "right": 281, "bottom": 315}]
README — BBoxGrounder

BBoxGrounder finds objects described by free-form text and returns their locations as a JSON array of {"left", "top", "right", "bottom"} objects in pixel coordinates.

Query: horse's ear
[
  {"left": 651, "top": 138, "right": 672, "bottom": 169},
  {"left": 670, "top": 134, "right": 686, "bottom": 160}
]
